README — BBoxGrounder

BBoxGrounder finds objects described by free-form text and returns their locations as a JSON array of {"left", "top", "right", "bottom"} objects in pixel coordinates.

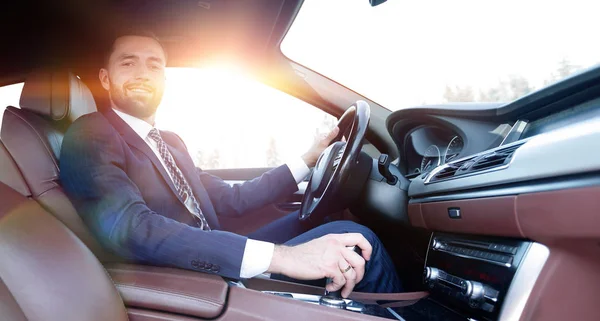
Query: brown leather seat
[
  {"left": 0, "top": 70, "right": 116, "bottom": 262},
  {"left": 0, "top": 106, "right": 127, "bottom": 320},
  {"left": 0, "top": 140, "right": 30, "bottom": 198},
  {"left": 0, "top": 181, "right": 128, "bottom": 321}
]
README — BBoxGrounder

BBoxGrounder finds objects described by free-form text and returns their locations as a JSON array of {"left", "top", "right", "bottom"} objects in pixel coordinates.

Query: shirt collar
[{"left": 112, "top": 108, "right": 155, "bottom": 140}]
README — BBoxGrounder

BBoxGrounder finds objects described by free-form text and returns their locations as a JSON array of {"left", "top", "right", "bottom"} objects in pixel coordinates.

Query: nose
[{"left": 133, "top": 64, "right": 152, "bottom": 81}]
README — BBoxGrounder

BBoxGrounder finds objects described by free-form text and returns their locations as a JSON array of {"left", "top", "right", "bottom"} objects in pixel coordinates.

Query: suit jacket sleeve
[
  {"left": 197, "top": 167, "right": 299, "bottom": 217},
  {"left": 164, "top": 132, "right": 300, "bottom": 217},
  {"left": 60, "top": 116, "right": 247, "bottom": 279}
]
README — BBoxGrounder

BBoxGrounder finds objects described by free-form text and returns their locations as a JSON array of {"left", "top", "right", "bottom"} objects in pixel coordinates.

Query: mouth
[{"left": 125, "top": 84, "right": 154, "bottom": 95}]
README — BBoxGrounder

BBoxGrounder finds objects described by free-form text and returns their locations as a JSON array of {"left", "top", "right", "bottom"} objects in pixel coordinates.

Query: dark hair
[{"left": 104, "top": 28, "right": 167, "bottom": 67}]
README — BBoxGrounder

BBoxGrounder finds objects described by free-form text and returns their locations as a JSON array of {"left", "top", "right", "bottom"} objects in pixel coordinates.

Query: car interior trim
[
  {"left": 409, "top": 116, "right": 600, "bottom": 197},
  {"left": 497, "top": 243, "right": 550, "bottom": 321},
  {"left": 106, "top": 264, "right": 228, "bottom": 319},
  {"left": 410, "top": 171, "right": 600, "bottom": 204}
]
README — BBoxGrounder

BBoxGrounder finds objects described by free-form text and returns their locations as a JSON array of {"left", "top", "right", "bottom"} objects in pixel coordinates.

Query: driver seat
[{"left": 0, "top": 70, "right": 118, "bottom": 262}]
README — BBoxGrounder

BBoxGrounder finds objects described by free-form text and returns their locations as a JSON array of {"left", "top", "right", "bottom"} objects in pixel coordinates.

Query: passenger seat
[
  {"left": 0, "top": 94, "right": 127, "bottom": 319},
  {"left": 0, "top": 70, "right": 117, "bottom": 262},
  {"left": 0, "top": 140, "right": 30, "bottom": 198},
  {"left": 0, "top": 181, "right": 128, "bottom": 321}
]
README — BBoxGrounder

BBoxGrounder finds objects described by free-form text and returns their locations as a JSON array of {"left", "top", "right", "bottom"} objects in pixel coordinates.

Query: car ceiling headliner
[{"left": 2, "top": 0, "right": 299, "bottom": 82}]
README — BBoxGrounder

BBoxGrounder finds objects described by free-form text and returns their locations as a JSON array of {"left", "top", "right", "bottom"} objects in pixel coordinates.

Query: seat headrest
[{"left": 19, "top": 71, "right": 97, "bottom": 122}]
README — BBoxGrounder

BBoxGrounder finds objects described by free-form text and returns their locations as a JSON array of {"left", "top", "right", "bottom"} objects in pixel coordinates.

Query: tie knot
[{"left": 148, "top": 128, "right": 162, "bottom": 142}]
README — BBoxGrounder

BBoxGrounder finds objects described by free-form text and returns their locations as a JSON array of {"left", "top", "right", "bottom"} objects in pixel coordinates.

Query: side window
[
  {"left": 155, "top": 67, "right": 337, "bottom": 169},
  {"left": 0, "top": 83, "right": 24, "bottom": 129}
]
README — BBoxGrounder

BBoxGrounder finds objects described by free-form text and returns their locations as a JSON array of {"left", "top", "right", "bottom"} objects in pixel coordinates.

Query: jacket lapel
[{"left": 102, "top": 109, "right": 183, "bottom": 204}]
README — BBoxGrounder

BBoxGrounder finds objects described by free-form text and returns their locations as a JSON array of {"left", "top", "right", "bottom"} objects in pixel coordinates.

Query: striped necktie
[{"left": 147, "top": 128, "right": 210, "bottom": 230}]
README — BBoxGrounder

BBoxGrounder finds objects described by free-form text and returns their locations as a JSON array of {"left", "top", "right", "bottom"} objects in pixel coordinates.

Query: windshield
[{"left": 281, "top": 0, "right": 600, "bottom": 110}]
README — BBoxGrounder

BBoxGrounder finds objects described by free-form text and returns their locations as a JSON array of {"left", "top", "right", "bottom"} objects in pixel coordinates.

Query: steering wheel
[{"left": 299, "top": 100, "right": 370, "bottom": 221}]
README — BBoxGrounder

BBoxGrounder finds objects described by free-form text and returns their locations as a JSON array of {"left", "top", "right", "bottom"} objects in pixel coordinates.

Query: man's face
[{"left": 99, "top": 36, "right": 166, "bottom": 119}]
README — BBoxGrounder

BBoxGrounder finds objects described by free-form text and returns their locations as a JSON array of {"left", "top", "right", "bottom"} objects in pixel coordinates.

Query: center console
[
  {"left": 244, "top": 274, "right": 405, "bottom": 319},
  {"left": 423, "top": 233, "right": 528, "bottom": 320},
  {"left": 415, "top": 232, "right": 549, "bottom": 321},
  {"left": 240, "top": 233, "right": 549, "bottom": 321}
]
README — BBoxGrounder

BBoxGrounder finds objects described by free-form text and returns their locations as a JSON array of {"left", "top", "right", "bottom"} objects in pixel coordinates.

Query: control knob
[
  {"left": 461, "top": 280, "right": 485, "bottom": 308},
  {"left": 424, "top": 267, "right": 440, "bottom": 288}
]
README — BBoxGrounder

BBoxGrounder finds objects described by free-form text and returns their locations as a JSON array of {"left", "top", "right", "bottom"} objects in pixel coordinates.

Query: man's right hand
[{"left": 267, "top": 233, "right": 372, "bottom": 298}]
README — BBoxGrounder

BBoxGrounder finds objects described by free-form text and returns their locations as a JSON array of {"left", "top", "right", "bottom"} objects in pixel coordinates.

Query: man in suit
[{"left": 60, "top": 31, "right": 401, "bottom": 297}]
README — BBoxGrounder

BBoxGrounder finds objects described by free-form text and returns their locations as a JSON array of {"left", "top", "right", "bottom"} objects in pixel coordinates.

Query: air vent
[
  {"left": 470, "top": 143, "right": 523, "bottom": 171},
  {"left": 428, "top": 157, "right": 474, "bottom": 182},
  {"left": 427, "top": 142, "right": 525, "bottom": 183}
]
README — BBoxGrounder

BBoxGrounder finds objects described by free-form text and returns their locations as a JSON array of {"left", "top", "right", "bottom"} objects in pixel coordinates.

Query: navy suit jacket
[{"left": 60, "top": 109, "right": 298, "bottom": 279}]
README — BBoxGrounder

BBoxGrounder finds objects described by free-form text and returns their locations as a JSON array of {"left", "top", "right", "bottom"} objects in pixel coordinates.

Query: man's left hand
[{"left": 301, "top": 126, "right": 340, "bottom": 167}]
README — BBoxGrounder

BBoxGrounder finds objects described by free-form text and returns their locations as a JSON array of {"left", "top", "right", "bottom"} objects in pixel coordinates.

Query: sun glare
[{"left": 155, "top": 66, "right": 336, "bottom": 169}]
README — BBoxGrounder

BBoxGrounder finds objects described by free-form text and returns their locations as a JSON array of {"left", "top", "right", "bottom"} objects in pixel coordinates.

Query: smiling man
[{"left": 60, "top": 30, "right": 401, "bottom": 297}]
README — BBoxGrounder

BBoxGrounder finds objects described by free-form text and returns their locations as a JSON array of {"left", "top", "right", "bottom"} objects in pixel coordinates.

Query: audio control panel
[
  {"left": 424, "top": 267, "right": 499, "bottom": 312},
  {"left": 424, "top": 233, "right": 529, "bottom": 320},
  {"left": 431, "top": 238, "right": 517, "bottom": 267}
]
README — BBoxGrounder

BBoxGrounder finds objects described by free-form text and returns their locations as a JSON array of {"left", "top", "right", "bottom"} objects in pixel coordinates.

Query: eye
[
  {"left": 150, "top": 64, "right": 163, "bottom": 71},
  {"left": 121, "top": 61, "right": 134, "bottom": 67}
]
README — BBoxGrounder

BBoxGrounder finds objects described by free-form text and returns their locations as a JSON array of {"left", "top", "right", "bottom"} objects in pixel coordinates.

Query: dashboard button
[{"left": 448, "top": 208, "right": 461, "bottom": 219}]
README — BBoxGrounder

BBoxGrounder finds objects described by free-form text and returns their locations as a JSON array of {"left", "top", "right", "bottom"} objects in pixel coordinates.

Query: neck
[{"left": 111, "top": 102, "right": 155, "bottom": 126}]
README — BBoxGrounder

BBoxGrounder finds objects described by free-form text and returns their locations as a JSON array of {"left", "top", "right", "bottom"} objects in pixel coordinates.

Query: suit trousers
[{"left": 247, "top": 212, "right": 402, "bottom": 293}]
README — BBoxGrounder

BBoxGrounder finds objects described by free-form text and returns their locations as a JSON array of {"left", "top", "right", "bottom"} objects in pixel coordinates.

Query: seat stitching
[
  {"left": 101, "top": 265, "right": 131, "bottom": 321},
  {"left": 107, "top": 267, "right": 225, "bottom": 287},
  {"left": 116, "top": 284, "right": 223, "bottom": 307},
  {"left": 113, "top": 277, "right": 225, "bottom": 305}
]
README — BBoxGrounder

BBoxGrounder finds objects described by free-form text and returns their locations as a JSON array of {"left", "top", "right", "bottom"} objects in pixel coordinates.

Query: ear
[{"left": 99, "top": 68, "right": 110, "bottom": 91}]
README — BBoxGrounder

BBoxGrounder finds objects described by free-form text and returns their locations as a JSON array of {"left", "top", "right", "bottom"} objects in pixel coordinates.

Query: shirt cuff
[
  {"left": 240, "top": 239, "right": 275, "bottom": 279},
  {"left": 286, "top": 157, "right": 311, "bottom": 184}
]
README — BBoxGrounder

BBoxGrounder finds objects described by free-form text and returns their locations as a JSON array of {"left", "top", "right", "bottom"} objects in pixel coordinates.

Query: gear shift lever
[{"left": 319, "top": 246, "right": 362, "bottom": 309}]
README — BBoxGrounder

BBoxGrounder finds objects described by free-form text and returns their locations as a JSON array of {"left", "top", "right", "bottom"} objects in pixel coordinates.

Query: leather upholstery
[
  {"left": 0, "top": 182, "right": 128, "bottom": 321},
  {"left": 107, "top": 264, "right": 228, "bottom": 319},
  {"left": 0, "top": 70, "right": 119, "bottom": 262},
  {"left": 0, "top": 179, "right": 26, "bottom": 216},
  {"left": 1, "top": 106, "right": 64, "bottom": 195},
  {"left": 0, "top": 278, "right": 27, "bottom": 321},
  {"left": 19, "top": 71, "right": 97, "bottom": 122},
  {"left": 0, "top": 141, "right": 30, "bottom": 197}
]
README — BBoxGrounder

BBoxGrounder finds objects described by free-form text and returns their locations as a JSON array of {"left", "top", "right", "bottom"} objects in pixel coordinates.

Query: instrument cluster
[{"left": 404, "top": 126, "right": 465, "bottom": 178}]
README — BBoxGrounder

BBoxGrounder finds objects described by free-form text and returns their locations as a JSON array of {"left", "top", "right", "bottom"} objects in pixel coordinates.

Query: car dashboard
[
  {"left": 382, "top": 72, "right": 600, "bottom": 321},
  {"left": 403, "top": 122, "right": 510, "bottom": 180}
]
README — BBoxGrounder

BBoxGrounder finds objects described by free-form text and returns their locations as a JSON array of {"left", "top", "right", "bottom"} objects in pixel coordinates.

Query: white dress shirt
[{"left": 113, "top": 109, "right": 310, "bottom": 278}]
